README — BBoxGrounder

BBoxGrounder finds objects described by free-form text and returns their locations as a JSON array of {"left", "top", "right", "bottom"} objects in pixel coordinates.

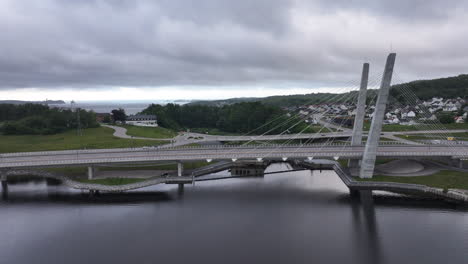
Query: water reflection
[
  {"left": 1, "top": 180, "right": 8, "bottom": 200},
  {"left": 350, "top": 190, "right": 382, "bottom": 264},
  {"left": 0, "top": 167, "right": 467, "bottom": 264}
]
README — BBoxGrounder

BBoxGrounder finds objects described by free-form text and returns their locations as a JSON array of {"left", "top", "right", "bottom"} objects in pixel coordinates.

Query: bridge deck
[{"left": 1, "top": 144, "right": 467, "bottom": 169}]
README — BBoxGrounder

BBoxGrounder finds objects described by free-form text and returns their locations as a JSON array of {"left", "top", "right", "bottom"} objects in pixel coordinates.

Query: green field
[
  {"left": 363, "top": 122, "right": 468, "bottom": 132},
  {"left": 190, "top": 125, "right": 333, "bottom": 136},
  {"left": 44, "top": 161, "right": 211, "bottom": 176},
  {"left": 120, "top": 125, "right": 177, "bottom": 139},
  {"left": 98, "top": 161, "right": 210, "bottom": 171},
  {"left": 395, "top": 132, "right": 468, "bottom": 141},
  {"left": 76, "top": 178, "right": 147, "bottom": 185},
  {"left": 356, "top": 170, "right": 468, "bottom": 190},
  {"left": 0, "top": 126, "right": 165, "bottom": 153},
  {"left": 189, "top": 128, "right": 242, "bottom": 136}
]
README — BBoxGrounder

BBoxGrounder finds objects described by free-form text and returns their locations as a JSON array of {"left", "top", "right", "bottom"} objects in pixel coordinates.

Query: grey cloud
[
  {"left": 0, "top": 0, "right": 467, "bottom": 91},
  {"left": 311, "top": 0, "right": 468, "bottom": 20}
]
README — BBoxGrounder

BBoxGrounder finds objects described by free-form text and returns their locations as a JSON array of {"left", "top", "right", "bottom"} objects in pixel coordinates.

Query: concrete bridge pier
[
  {"left": 456, "top": 159, "right": 465, "bottom": 169},
  {"left": 177, "top": 162, "right": 184, "bottom": 177},
  {"left": 1, "top": 171, "right": 8, "bottom": 200},
  {"left": 349, "top": 188, "right": 360, "bottom": 198},
  {"left": 359, "top": 190, "right": 374, "bottom": 203},
  {"left": 349, "top": 189, "right": 374, "bottom": 201},
  {"left": 88, "top": 189, "right": 100, "bottom": 197},
  {"left": 87, "top": 166, "right": 97, "bottom": 180},
  {"left": 177, "top": 161, "right": 184, "bottom": 190}
]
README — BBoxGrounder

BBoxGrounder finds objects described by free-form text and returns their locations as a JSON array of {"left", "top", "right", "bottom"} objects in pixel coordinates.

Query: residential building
[{"left": 126, "top": 114, "right": 158, "bottom": 127}]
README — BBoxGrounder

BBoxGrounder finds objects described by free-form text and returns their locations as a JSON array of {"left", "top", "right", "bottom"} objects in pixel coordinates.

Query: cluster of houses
[
  {"left": 96, "top": 113, "right": 158, "bottom": 127},
  {"left": 290, "top": 97, "right": 467, "bottom": 126}
]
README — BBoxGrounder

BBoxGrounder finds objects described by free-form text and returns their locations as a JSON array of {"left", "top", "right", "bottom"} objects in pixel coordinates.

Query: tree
[
  {"left": 139, "top": 101, "right": 305, "bottom": 134},
  {"left": 0, "top": 104, "right": 99, "bottom": 135},
  {"left": 437, "top": 112, "right": 455, "bottom": 124},
  {"left": 102, "top": 115, "right": 111, "bottom": 123},
  {"left": 111, "top": 108, "right": 126, "bottom": 123}
]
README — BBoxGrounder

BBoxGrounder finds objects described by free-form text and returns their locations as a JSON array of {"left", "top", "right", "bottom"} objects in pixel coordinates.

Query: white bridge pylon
[{"left": 359, "top": 53, "right": 397, "bottom": 178}]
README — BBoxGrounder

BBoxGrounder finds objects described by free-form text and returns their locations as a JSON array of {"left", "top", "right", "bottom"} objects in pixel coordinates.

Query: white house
[
  {"left": 443, "top": 103, "right": 458, "bottom": 112},
  {"left": 126, "top": 114, "right": 158, "bottom": 127},
  {"left": 455, "top": 116, "right": 465, "bottom": 124},
  {"left": 402, "top": 111, "right": 416, "bottom": 118},
  {"left": 388, "top": 116, "right": 400, "bottom": 124}
]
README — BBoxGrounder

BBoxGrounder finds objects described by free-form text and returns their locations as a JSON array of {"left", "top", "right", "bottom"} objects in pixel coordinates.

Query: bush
[{"left": 437, "top": 112, "right": 455, "bottom": 124}]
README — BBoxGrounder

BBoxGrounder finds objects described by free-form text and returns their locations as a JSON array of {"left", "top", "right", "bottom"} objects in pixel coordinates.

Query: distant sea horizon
[{"left": 49, "top": 99, "right": 193, "bottom": 115}]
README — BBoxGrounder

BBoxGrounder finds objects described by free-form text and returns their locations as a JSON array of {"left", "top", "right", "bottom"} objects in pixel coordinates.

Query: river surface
[{"left": 1, "top": 164, "right": 467, "bottom": 264}]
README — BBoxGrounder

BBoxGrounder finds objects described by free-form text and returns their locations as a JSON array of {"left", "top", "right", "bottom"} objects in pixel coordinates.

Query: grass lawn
[
  {"left": 356, "top": 170, "right": 468, "bottom": 190},
  {"left": 362, "top": 137, "right": 396, "bottom": 142},
  {"left": 189, "top": 128, "right": 242, "bottom": 136},
  {"left": 363, "top": 122, "right": 468, "bottom": 132},
  {"left": 99, "top": 161, "right": 210, "bottom": 171},
  {"left": 0, "top": 126, "right": 165, "bottom": 153},
  {"left": 120, "top": 125, "right": 177, "bottom": 139},
  {"left": 395, "top": 132, "right": 468, "bottom": 141},
  {"left": 44, "top": 161, "right": 211, "bottom": 176},
  {"left": 189, "top": 125, "right": 333, "bottom": 136},
  {"left": 76, "top": 178, "right": 147, "bottom": 185}
]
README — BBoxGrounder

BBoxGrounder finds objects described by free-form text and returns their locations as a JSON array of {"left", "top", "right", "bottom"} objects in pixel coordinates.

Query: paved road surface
[
  {"left": 103, "top": 124, "right": 468, "bottom": 146},
  {"left": 1, "top": 144, "right": 467, "bottom": 169}
]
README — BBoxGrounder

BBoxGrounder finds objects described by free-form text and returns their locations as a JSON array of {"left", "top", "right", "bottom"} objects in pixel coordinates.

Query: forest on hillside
[
  {"left": 140, "top": 102, "right": 313, "bottom": 134},
  {"left": 391, "top": 74, "right": 468, "bottom": 100},
  {"left": 0, "top": 104, "right": 98, "bottom": 135},
  {"left": 190, "top": 74, "right": 468, "bottom": 107}
]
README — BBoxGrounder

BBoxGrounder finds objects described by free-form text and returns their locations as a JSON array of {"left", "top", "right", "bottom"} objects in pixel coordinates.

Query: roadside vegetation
[
  {"left": 99, "top": 161, "right": 211, "bottom": 171},
  {"left": 0, "top": 126, "right": 164, "bottom": 153},
  {"left": 44, "top": 161, "right": 211, "bottom": 176}
]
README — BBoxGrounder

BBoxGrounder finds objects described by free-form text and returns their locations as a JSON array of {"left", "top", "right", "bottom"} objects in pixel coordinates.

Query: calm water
[
  {"left": 49, "top": 100, "right": 191, "bottom": 115},
  {"left": 1, "top": 164, "right": 467, "bottom": 264}
]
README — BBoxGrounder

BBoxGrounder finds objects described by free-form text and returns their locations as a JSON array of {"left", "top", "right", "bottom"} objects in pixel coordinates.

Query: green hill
[
  {"left": 189, "top": 74, "right": 468, "bottom": 107},
  {"left": 391, "top": 74, "right": 468, "bottom": 100}
]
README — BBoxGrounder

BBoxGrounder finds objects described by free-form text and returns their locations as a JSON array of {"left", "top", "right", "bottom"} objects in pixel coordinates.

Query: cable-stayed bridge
[
  {"left": 173, "top": 129, "right": 468, "bottom": 144},
  {"left": 1, "top": 53, "right": 467, "bottom": 191}
]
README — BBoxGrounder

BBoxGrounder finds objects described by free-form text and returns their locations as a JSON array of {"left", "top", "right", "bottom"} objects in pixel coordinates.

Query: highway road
[
  {"left": 104, "top": 125, "right": 467, "bottom": 146},
  {"left": 1, "top": 144, "right": 467, "bottom": 169}
]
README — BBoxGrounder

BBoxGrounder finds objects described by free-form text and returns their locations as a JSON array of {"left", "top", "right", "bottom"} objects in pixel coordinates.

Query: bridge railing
[{"left": 1, "top": 141, "right": 465, "bottom": 158}]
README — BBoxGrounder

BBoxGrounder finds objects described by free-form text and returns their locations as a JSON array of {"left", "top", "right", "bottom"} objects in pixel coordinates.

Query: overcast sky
[{"left": 1, "top": 0, "right": 467, "bottom": 101}]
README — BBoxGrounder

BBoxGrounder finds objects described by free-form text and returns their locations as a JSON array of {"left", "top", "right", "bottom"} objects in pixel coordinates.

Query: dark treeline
[
  {"left": 140, "top": 102, "right": 313, "bottom": 134},
  {"left": 190, "top": 74, "right": 468, "bottom": 107},
  {"left": 391, "top": 74, "right": 468, "bottom": 101},
  {"left": 0, "top": 103, "right": 99, "bottom": 135}
]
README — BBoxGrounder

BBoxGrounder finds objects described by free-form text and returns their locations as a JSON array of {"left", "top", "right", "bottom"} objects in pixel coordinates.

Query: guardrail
[
  {"left": 2, "top": 150, "right": 468, "bottom": 169},
  {"left": 2, "top": 140, "right": 466, "bottom": 158}
]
